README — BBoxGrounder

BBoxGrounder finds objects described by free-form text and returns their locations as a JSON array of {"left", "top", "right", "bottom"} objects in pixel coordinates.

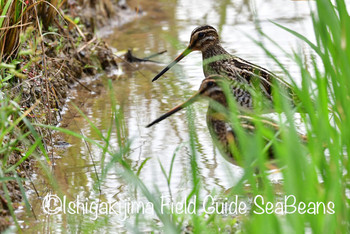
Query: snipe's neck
[{"left": 201, "top": 44, "right": 229, "bottom": 60}]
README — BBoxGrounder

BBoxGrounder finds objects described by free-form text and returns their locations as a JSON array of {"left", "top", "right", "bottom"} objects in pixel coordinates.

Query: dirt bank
[{"left": 0, "top": 0, "right": 139, "bottom": 231}]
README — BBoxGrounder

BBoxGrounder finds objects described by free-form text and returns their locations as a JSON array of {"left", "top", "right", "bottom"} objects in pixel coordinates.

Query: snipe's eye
[
  {"left": 207, "top": 81, "right": 214, "bottom": 87},
  {"left": 198, "top": 32, "right": 204, "bottom": 38}
]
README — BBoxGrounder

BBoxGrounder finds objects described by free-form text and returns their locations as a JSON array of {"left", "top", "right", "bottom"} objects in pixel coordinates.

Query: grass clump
[{"left": 0, "top": 0, "right": 119, "bottom": 231}]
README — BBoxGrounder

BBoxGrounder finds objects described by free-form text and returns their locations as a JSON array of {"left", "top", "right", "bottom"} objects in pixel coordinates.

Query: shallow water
[{"left": 22, "top": 0, "right": 317, "bottom": 231}]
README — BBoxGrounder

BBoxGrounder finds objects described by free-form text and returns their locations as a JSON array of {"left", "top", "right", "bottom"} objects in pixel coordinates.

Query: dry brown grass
[{"left": 0, "top": 0, "right": 61, "bottom": 62}]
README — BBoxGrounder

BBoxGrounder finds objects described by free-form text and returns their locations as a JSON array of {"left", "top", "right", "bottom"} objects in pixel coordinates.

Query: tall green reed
[
  {"left": 0, "top": 94, "right": 55, "bottom": 230},
  {"left": 230, "top": 0, "right": 350, "bottom": 233}
]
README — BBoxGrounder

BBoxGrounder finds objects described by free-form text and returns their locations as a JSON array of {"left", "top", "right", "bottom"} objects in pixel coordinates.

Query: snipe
[
  {"left": 147, "top": 75, "right": 303, "bottom": 165},
  {"left": 152, "top": 25, "right": 296, "bottom": 112}
]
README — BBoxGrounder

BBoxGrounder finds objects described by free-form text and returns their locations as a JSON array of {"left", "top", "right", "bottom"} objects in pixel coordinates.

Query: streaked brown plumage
[
  {"left": 152, "top": 25, "right": 295, "bottom": 112},
  {"left": 147, "top": 75, "right": 303, "bottom": 165}
]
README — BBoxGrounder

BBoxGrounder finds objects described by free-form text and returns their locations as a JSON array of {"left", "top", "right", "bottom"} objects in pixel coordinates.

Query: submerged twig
[
  {"left": 143, "top": 50, "right": 167, "bottom": 60},
  {"left": 124, "top": 49, "right": 167, "bottom": 63}
]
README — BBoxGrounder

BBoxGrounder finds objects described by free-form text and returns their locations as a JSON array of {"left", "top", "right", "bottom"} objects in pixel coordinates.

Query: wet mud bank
[{"left": 0, "top": 1, "right": 139, "bottom": 231}]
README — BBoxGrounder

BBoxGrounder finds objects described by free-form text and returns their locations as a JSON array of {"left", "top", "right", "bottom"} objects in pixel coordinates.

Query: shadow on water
[{"left": 21, "top": 0, "right": 315, "bottom": 231}]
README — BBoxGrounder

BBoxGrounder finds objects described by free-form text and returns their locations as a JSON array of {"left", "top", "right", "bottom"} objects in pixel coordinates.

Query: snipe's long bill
[
  {"left": 152, "top": 47, "right": 192, "bottom": 82},
  {"left": 152, "top": 25, "right": 296, "bottom": 111},
  {"left": 147, "top": 75, "right": 230, "bottom": 128}
]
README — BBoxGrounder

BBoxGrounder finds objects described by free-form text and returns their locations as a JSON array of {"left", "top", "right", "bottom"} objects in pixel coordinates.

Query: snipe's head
[
  {"left": 198, "top": 75, "right": 225, "bottom": 96},
  {"left": 189, "top": 25, "right": 220, "bottom": 51},
  {"left": 152, "top": 25, "right": 219, "bottom": 82},
  {"left": 199, "top": 75, "right": 228, "bottom": 108},
  {"left": 147, "top": 75, "right": 228, "bottom": 128}
]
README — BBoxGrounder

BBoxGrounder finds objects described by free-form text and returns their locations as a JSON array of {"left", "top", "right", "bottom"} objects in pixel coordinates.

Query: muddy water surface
[{"left": 23, "top": 0, "right": 315, "bottom": 231}]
